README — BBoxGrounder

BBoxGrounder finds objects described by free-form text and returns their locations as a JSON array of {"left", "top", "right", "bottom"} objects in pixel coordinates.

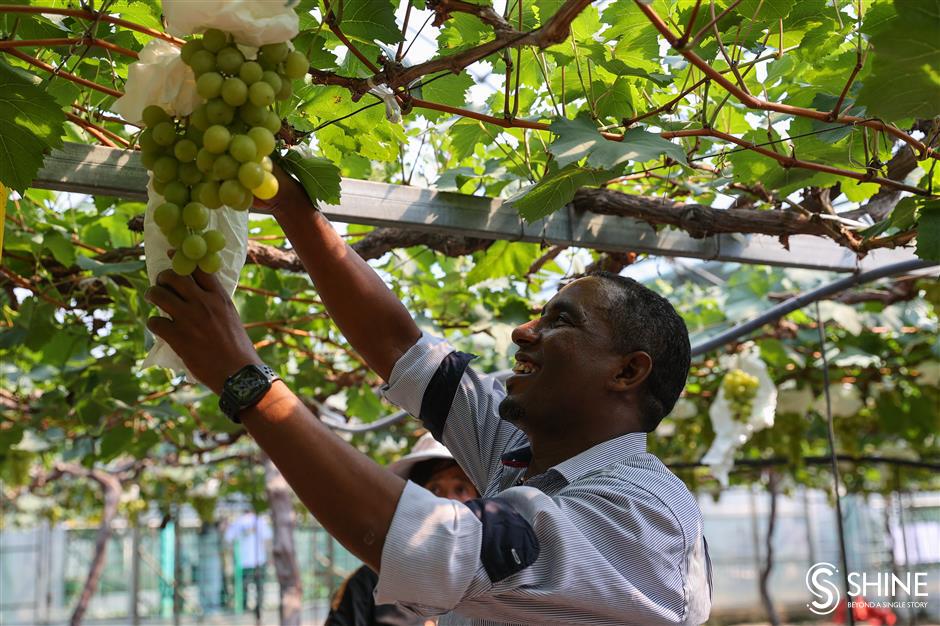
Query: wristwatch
[{"left": 219, "top": 364, "right": 280, "bottom": 423}]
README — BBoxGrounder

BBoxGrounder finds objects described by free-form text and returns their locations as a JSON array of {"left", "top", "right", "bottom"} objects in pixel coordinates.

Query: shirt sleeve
[
  {"left": 380, "top": 332, "right": 526, "bottom": 492},
  {"left": 375, "top": 479, "right": 710, "bottom": 626}
]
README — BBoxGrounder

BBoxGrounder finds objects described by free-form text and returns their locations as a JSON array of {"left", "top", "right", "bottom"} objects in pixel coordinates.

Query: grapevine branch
[
  {"left": 0, "top": 37, "right": 138, "bottom": 58},
  {"left": 1, "top": 47, "right": 123, "bottom": 98},
  {"left": 0, "top": 4, "right": 183, "bottom": 44}
]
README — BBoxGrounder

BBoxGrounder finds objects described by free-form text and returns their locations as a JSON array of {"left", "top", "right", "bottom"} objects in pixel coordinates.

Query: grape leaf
[
  {"left": 281, "top": 150, "right": 342, "bottom": 206},
  {"left": 334, "top": 0, "right": 403, "bottom": 46},
  {"left": 507, "top": 164, "right": 614, "bottom": 221},
  {"left": 466, "top": 240, "right": 541, "bottom": 285},
  {"left": 857, "top": 0, "right": 940, "bottom": 121},
  {"left": 0, "top": 60, "right": 65, "bottom": 191},
  {"left": 548, "top": 115, "right": 687, "bottom": 169},
  {"left": 915, "top": 200, "right": 940, "bottom": 261}
]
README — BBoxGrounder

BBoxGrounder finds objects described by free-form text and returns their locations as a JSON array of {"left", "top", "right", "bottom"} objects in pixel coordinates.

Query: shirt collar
[{"left": 500, "top": 431, "right": 647, "bottom": 483}]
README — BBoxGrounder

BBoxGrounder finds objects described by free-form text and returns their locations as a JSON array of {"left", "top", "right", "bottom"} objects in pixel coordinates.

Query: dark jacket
[{"left": 325, "top": 565, "right": 429, "bottom": 626}]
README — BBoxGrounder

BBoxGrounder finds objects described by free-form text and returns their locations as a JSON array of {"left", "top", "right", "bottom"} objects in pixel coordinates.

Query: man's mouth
[{"left": 511, "top": 356, "right": 540, "bottom": 376}]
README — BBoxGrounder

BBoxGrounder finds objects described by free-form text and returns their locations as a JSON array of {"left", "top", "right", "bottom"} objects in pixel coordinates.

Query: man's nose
[{"left": 511, "top": 318, "right": 539, "bottom": 345}]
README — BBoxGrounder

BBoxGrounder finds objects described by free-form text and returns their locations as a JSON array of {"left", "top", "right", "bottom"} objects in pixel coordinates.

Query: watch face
[{"left": 231, "top": 368, "right": 268, "bottom": 404}]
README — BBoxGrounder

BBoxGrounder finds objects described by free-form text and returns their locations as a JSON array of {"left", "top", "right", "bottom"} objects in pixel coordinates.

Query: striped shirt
[{"left": 377, "top": 333, "right": 713, "bottom": 625}]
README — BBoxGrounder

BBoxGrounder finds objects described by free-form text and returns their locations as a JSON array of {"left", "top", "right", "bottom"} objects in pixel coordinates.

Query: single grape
[
  {"left": 153, "top": 156, "right": 179, "bottom": 183},
  {"left": 221, "top": 77, "right": 248, "bottom": 107},
  {"left": 182, "top": 233, "right": 208, "bottom": 260},
  {"left": 232, "top": 185, "right": 254, "bottom": 210},
  {"left": 140, "top": 150, "right": 160, "bottom": 170},
  {"left": 263, "top": 110, "right": 281, "bottom": 134},
  {"left": 182, "top": 202, "right": 210, "bottom": 229},
  {"left": 153, "top": 202, "right": 181, "bottom": 232},
  {"left": 238, "top": 103, "right": 267, "bottom": 126},
  {"left": 216, "top": 46, "right": 244, "bottom": 75},
  {"left": 239, "top": 61, "right": 263, "bottom": 85},
  {"left": 260, "top": 155, "right": 273, "bottom": 172},
  {"left": 199, "top": 180, "right": 223, "bottom": 209},
  {"left": 196, "top": 72, "right": 224, "bottom": 99},
  {"left": 152, "top": 121, "right": 177, "bottom": 147},
  {"left": 172, "top": 252, "right": 198, "bottom": 276},
  {"left": 167, "top": 224, "right": 188, "bottom": 248},
  {"left": 189, "top": 106, "right": 210, "bottom": 132},
  {"left": 195, "top": 148, "right": 218, "bottom": 173},
  {"left": 178, "top": 162, "right": 203, "bottom": 186},
  {"left": 189, "top": 49, "right": 217, "bottom": 75},
  {"left": 248, "top": 81, "right": 275, "bottom": 107},
  {"left": 138, "top": 128, "right": 159, "bottom": 153},
  {"left": 283, "top": 50, "right": 309, "bottom": 80},
  {"left": 229, "top": 134, "right": 257, "bottom": 163},
  {"left": 203, "top": 229, "right": 226, "bottom": 253},
  {"left": 238, "top": 161, "right": 265, "bottom": 189},
  {"left": 247, "top": 127, "right": 275, "bottom": 158},
  {"left": 212, "top": 154, "right": 239, "bottom": 180},
  {"left": 205, "top": 99, "right": 235, "bottom": 125},
  {"left": 201, "top": 28, "right": 229, "bottom": 53},
  {"left": 163, "top": 181, "right": 190, "bottom": 206},
  {"left": 261, "top": 70, "right": 282, "bottom": 94},
  {"left": 203, "top": 125, "right": 232, "bottom": 154},
  {"left": 142, "top": 104, "right": 170, "bottom": 128},
  {"left": 173, "top": 138, "right": 198, "bottom": 163},
  {"left": 180, "top": 38, "right": 204, "bottom": 64},
  {"left": 198, "top": 251, "right": 223, "bottom": 274},
  {"left": 252, "top": 170, "right": 279, "bottom": 200},
  {"left": 219, "top": 179, "right": 248, "bottom": 207},
  {"left": 275, "top": 79, "right": 293, "bottom": 101},
  {"left": 260, "top": 42, "right": 289, "bottom": 64}
]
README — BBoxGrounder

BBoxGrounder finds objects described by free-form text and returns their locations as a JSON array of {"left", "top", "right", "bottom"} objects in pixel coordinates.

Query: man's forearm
[
  {"left": 273, "top": 204, "right": 421, "bottom": 381},
  {"left": 243, "top": 380, "right": 407, "bottom": 569}
]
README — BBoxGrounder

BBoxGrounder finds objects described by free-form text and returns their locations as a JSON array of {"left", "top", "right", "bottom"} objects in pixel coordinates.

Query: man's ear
[{"left": 607, "top": 351, "right": 653, "bottom": 392}]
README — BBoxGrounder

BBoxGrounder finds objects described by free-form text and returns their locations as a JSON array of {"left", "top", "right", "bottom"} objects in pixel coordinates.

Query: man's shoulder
[{"left": 564, "top": 455, "right": 703, "bottom": 531}]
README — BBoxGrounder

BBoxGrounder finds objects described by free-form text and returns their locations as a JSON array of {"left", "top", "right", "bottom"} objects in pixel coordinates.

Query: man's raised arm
[{"left": 262, "top": 169, "right": 420, "bottom": 381}]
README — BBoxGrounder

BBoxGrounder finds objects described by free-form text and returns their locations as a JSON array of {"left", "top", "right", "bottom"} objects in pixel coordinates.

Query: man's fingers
[
  {"left": 191, "top": 266, "right": 220, "bottom": 293},
  {"left": 156, "top": 268, "right": 202, "bottom": 302},
  {"left": 146, "top": 316, "right": 176, "bottom": 342},
  {"left": 145, "top": 284, "right": 185, "bottom": 317}
]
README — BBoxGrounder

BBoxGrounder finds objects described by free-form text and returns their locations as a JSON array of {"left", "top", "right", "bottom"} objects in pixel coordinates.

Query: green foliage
[{"left": 0, "top": 60, "right": 65, "bottom": 191}]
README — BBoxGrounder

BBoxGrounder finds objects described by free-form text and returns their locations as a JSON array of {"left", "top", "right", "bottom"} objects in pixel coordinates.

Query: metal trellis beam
[{"left": 33, "top": 143, "right": 921, "bottom": 273}]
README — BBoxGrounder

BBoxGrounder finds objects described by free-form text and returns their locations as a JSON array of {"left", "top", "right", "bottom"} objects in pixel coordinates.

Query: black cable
[{"left": 816, "top": 300, "right": 856, "bottom": 626}]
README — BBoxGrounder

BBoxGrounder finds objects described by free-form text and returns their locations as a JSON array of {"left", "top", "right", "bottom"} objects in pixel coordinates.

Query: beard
[{"left": 498, "top": 396, "right": 527, "bottom": 425}]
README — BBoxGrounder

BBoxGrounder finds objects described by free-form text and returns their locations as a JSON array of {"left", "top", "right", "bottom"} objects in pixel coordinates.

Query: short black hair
[{"left": 588, "top": 271, "right": 691, "bottom": 431}]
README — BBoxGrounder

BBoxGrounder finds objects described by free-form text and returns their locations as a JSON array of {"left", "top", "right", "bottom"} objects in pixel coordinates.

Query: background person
[
  {"left": 224, "top": 507, "right": 272, "bottom": 617},
  {"left": 326, "top": 433, "right": 480, "bottom": 626}
]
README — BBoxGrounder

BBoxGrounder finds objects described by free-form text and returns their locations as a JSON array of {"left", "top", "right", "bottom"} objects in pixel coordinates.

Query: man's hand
[
  {"left": 145, "top": 268, "right": 260, "bottom": 395},
  {"left": 252, "top": 163, "right": 311, "bottom": 216}
]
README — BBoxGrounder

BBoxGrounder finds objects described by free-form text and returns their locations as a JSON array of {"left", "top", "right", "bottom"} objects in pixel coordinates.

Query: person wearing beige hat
[{"left": 325, "top": 434, "right": 479, "bottom": 626}]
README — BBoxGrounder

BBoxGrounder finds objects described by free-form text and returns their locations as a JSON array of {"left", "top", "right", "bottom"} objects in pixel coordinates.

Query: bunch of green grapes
[
  {"left": 137, "top": 27, "right": 309, "bottom": 275},
  {"left": 722, "top": 368, "right": 760, "bottom": 422}
]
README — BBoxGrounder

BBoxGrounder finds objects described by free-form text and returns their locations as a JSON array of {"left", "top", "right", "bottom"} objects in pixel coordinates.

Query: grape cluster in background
[
  {"left": 722, "top": 369, "right": 760, "bottom": 422},
  {"left": 138, "top": 27, "right": 309, "bottom": 275}
]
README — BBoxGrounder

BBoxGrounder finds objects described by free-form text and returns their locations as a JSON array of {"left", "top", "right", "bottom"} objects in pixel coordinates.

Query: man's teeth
[{"left": 513, "top": 361, "right": 538, "bottom": 374}]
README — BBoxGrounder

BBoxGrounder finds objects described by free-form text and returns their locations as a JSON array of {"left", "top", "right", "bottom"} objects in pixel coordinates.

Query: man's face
[
  {"left": 424, "top": 463, "right": 479, "bottom": 503},
  {"left": 499, "top": 277, "right": 621, "bottom": 432}
]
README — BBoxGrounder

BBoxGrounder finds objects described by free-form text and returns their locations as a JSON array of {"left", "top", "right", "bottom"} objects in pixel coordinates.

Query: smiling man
[{"left": 145, "top": 170, "right": 713, "bottom": 625}]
